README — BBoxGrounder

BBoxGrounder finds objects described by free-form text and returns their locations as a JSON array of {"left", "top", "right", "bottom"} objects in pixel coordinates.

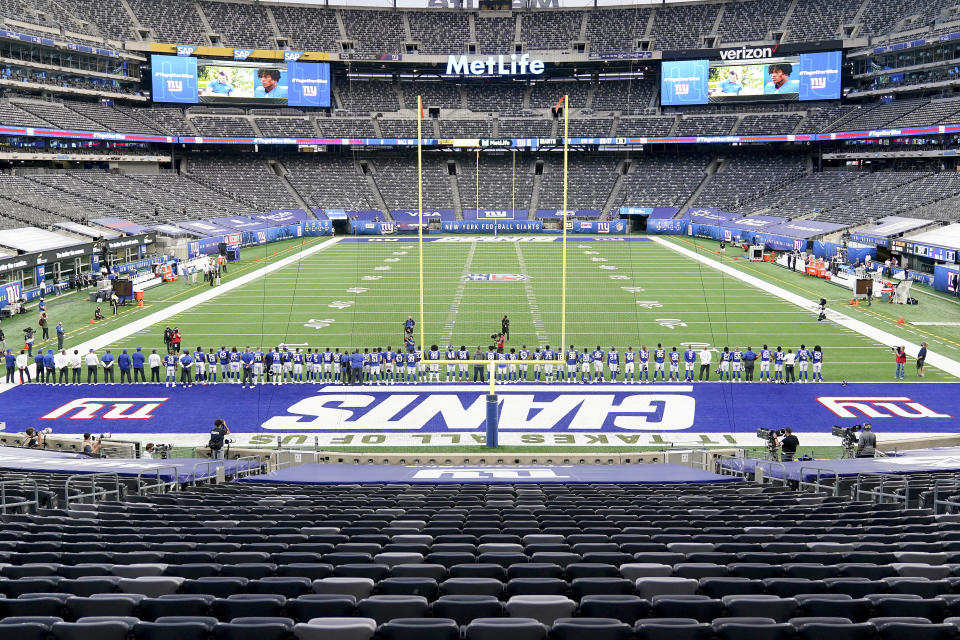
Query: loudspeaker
[{"left": 218, "top": 243, "right": 227, "bottom": 256}]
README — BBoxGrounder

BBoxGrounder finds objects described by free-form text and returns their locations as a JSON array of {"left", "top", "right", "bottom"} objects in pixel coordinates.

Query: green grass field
[{"left": 80, "top": 235, "right": 956, "bottom": 383}]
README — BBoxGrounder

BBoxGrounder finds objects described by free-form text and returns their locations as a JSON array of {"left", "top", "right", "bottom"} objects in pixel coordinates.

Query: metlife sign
[{"left": 446, "top": 54, "right": 545, "bottom": 77}]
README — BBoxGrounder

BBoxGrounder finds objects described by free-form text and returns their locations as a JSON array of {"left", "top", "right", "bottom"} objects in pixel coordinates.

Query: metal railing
[
  {"left": 854, "top": 472, "right": 909, "bottom": 505},
  {"left": 797, "top": 466, "right": 840, "bottom": 495},
  {"left": 64, "top": 473, "right": 120, "bottom": 509},
  {"left": 714, "top": 454, "right": 749, "bottom": 479},
  {"left": 0, "top": 479, "right": 40, "bottom": 514},
  {"left": 930, "top": 479, "right": 960, "bottom": 514},
  {"left": 233, "top": 456, "right": 266, "bottom": 479},
  {"left": 137, "top": 465, "right": 180, "bottom": 495},
  {"left": 755, "top": 460, "right": 788, "bottom": 487}
]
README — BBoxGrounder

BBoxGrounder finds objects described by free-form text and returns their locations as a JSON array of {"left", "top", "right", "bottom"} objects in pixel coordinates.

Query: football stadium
[{"left": 1, "top": 0, "right": 960, "bottom": 638}]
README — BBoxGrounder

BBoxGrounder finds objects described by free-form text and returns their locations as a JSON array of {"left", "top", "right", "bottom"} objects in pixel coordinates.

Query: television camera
[
  {"left": 832, "top": 423, "right": 867, "bottom": 459},
  {"left": 756, "top": 428, "right": 785, "bottom": 461}
]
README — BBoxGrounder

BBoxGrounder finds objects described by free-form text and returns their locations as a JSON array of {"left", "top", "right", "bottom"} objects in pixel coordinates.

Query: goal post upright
[
  {"left": 418, "top": 95, "right": 425, "bottom": 352},
  {"left": 560, "top": 94, "right": 569, "bottom": 353}
]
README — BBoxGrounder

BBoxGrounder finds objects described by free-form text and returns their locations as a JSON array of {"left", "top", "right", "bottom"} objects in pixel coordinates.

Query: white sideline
[
  {"left": 652, "top": 236, "right": 960, "bottom": 379},
  {"left": 0, "top": 237, "right": 342, "bottom": 393}
]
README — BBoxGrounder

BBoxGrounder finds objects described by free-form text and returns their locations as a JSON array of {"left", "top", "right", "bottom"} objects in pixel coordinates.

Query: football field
[{"left": 103, "top": 236, "right": 959, "bottom": 383}]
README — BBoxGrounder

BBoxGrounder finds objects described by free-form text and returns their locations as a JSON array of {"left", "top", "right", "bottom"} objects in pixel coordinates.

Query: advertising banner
[{"left": 441, "top": 221, "right": 544, "bottom": 233}]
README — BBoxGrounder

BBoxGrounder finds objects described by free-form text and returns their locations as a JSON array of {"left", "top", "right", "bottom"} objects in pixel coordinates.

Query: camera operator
[
  {"left": 208, "top": 418, "right": 230, "bottom": 460},
  {"left": 23, "top": 427, "right": 44, "bottom": 448},
  {"left": 779, "top": 428, "right": 799, "bottom": 462},
  {"left": 856, "top": 423, "right": 876, "bottom": 458},
  {"left": 141, "top": 443, "right": 155, "bottom": 459},
  {"left": 81, "top": 433, "right": 103, "bottom": 457}
]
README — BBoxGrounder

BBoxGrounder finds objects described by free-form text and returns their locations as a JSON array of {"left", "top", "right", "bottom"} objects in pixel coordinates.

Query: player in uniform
[
  {"left": 230, "top": 347, "right": 242, "bottom": 383},
  {"left": 253, "top": 347, "right": 264, "bottom": 385},
  {"left": 361, "top": 349, "right": 371, "bottom": 383},
  {"left": 332, "top": 349, "right": 342, "bottom": 383},
  {"left": 319, "top": 348, "right": 331, "bottom": 382},
  {"left": 206, "top": 349, "right": 218, "bottom": 384},
  {"left": 774, "top": 347, "right": 784, "bottom": 382},
  {"left": 270, "top": 348, "right": 283, "bottom": 385},
  {"left": 422, "top": 346, "right": 437, "bottom": 382},
  {"left": 731, "top": 347, "right": 743, "bottom": 382},
  {"left": 796, "top": 344, "right": 809, "bottom": 382},
  {"left": 624, "top": 347, "right": 635, "bottom": 383},
  {"left": 606, "top": 347, "right": 619, "bottom": 383},
  {"left": 405, "top": 347, "right": 418, "bottom": 383},
  {"left": 683, "top": 347, "right": 696, "bottom": 382},
  {"left": 565, "top": 346, "right": 578, "bottom": 383},
  {"left": 194, "top": 347, "right": 206, "bottom": 384},
  {"left": 668, "top": 348, "right": 680, "bottom": 381},
  {"left": 812, "top": 345, "right": 823, "bottom": 382},
  {"left": 579, "top": 348, "right": 592, "bottom": 383},
  {"left": 458, "top": 346, "right": 469, "bottom": 381},
  {"left": 445, "top": 345, "right": 457, "bottom": 382},
  {"left": 592, "top": 346, "right": 605, "bottom": 382},
  {"left": 370, "top": 348, "right": 382, "bottom": 384},
  {"left": 519, "top": 346, "right": 530, "bottom": 382},
  {"left": 542, "top": 346, "right": 554, "bottom": 382},
  {"left": 639, "top": 346, "right": 650, "bottom": 383},
  {"left": 719, "top": 347, "right": 731, "bottom": 381},
  {"left": 218, "top": 346, "right": 230, "bottom": 383},
  {"left": 394, "top": 349, "right": 405, "bottom": 384},
  {"left": 292, "top": 348, "right": 304, "bottom": 382},
  {"left": 759, "top": 345, "right": 771, "bottom": 382},
  {"left": 278, "top": 347, "right": 291, "bottom": 381},
  {"left": 654, "top": 344, "right": 666, "bottom": 382},
  {"left": 164, "top": 352, "right": 177, "bottom": 387},
  {"left": 304, "top": 348, "right": 315, "bottom": 381},
  {"left": 383, "top": 347, "right": 395, "bottom": 384}
]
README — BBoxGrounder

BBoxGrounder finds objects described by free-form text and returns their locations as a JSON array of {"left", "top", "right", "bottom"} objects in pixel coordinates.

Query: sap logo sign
[
  {"left": 166, "top": 80, "right": 183, "bottom": 92},
  {"left": 810, "top": 77, "right": 827, "bottom": 89},
  {"left": 675, "top": 84, "right": 689, "bottom": 95},
  {"left": 412, "top": 468, "right": 569, "bottom": 480},
  {"left": 818, "top": 397, "right": 951, "bottom": 420},
  {"left": 176, "top": 45, "right": 197, "bottom": 56},
  {"left": 303, "top": 86, "right": 317, "bottom": 97},
  {"left": 42, "top": 398, "right": 168, "bottom": 420}
]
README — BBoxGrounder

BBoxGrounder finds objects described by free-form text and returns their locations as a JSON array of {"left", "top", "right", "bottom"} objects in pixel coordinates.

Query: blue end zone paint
[
  {"left": 0, "top": 448, "right": 257, "bottom": 482},
  {"left": 724, "top": 452, "right": 960, "bottom": 482},
  {"left": 338, "top": 237, "right": 655, "bottom": 243},
  {"left": 6, "top": 382, "right": 957, "bottom": 436},
  {"left": 239, "top": 463, "right": 741, "bottom": 485}
]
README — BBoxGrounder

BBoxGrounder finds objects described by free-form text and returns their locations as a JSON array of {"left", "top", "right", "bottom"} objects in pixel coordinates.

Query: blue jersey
[
  {"left": 292, "top": 352, "right": 303, "bottom": 364},
  {"left": 566, "top": 349, "right": 578, "bottom": 365},
  {"left": 654, "top": 349, "right": 665, "bottom": 363},
  {"left": 486, "top": 350, "right": 496, "bottom": 361},
  {"left": 164, "top": 354, "right": 177, "bottom": 367},
  {"left": 775, "top": 351, "right": 784, "bottom": 365},
  {"left": 406, "top": 351, "right": 417, "bottom": 366},
  {"left": 543, "top": 349, "right": 554, "bottom": 361},
  {"left": 721, "top": 351, "right": 731, "bottom": 362},
  {"left": 395, "top": 352, "right": 404, "bottom": 365},
  {"left": 218, "top": 349, "right": 229, "bottom": 364},
  {"left": 533, "top": 351, "right": 542, "bottom": 361},
  {"left": 732, "top": 350, "right": 742, "bottom": 362},
  {"left": 207, "top": 352, "right": 217, "bottom": 365},
  {"left": 179, "top": 354, "right": 193, "bottom": 367},
  {"left": 230, "top": 351, "right": 241, "bottom": 363},
  {"left": 760, "top": 349, "right": 771, "bottom": 362},
  {"left": 362, "top": 353, "right": 370, "bottom": 365},
  {"left": 385, "top": 351, "right": 395, "bottom": 364},
  {"left": 608, "top": 350, "right": 619, "bottom": 364},
  {"left": 813, "top": 350, "right": 823, "bottom": 363},
  {"left": 592, "top": 349, "right": 604, "bottom": 362},
  {"left": 459, "top": 350, "right": 469, "bottom": 361},
  {"left": 428, "top": 350, "right": 439, "bottom": 361},
  {"left": 254, "top": 351, "right": 263, "bottom": 363},
  {"left": 279, "top": 350, "right": 291, "bottom": 363},
  {"left": 669, "top": 351, "right": 680, "bottom": 364},
  {"left": 684, "top": 350, "right": 696, "bottom": 363},
  {"left": 322, "top": 351, "right": 332, "bottom": 363},
  {"left": 333, "top": 352, "right": 341, "bottom": 364},
  {"left": 519, "top": 349, "right": 529, "bottom": 361},
  {"left": 194, "top": 350, "right": 204, "bottom": 363},
  {"left": 497, "top": 352, "right": 507, "bottom": 363},
  {"left": 625, "top": 350, "right": 635, "bottom": 363},
  {"left": 446, "top": 349, "right": 456, "bottom": 361},
  {"left": 797, "top": 349, "right": 809, "bottom": 362},
  {"left": 371, "top": 352, "right": 381, "bottom": 365},
  {"left": 639, "top": 350, "right": 649, "bottom": 363}
]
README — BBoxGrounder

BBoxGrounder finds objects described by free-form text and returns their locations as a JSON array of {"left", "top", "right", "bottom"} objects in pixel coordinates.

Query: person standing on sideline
[
  {"left": 15, "top": 349, "right": 29, "bottom": 384},
  {"left": 85, "top": 349, "right": 99, "bottom": 383},
  {"left": 101, "top": 349, "right": 115, "bottom": 384},
  {"left": 33, "top": 348, "right": 44, "bottom": 383},
  {"left": 39, "top": 311, "right": 49, "bottom": 340},
  {"left": 55, "top": 349, "right": 68, "bottom": 384},
  {"left": 742, "top": 347, "right": 757, "bottom": 382},
  {"left": 179, "top": 350, "right": 194, "bottom": 387},
  {"left": 4, "top": 349, "right": 15, "bottom": 383},
  {"left": 698, "top": 346, "right": 712, "bottom": 381},
  {"left": 856, "top": 424, "right": 877, "bottom": 458},
  {"left": 916, "top": 342, "right": 927, "bottom": 377},
  {"left": 784, "top": 349, "right": 796, "bottom": 383},
  {"left": 70, "top": 349, "right": 81, "bottom": 384},
  {"left": 149, "top": 349, "right": 161, "bottom": 383},
  {"left": 893, "top": 345, "right": 906, "bottom": 380},
  {"left": 43, "top": 348, "right": 55, "bottom": 384},
  {"left": 118, "top": 349, "right": 132, "bottom": 384},
  {"left": 132, "top": 347, "right": 145, "bottom": 383},
  {"left": 779, "top": 428, "right": 799, "bottom": 462},
  {"left": 56, "top": 322, "right": 64, "bottom": 350},
  {"left": 502, "top": 315, "right": 510, "bottom": 341}
]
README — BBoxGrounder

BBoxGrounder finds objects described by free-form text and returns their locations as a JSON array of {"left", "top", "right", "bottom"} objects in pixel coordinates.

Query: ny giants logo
[
  {"left": 412, "top": 468, "right": 569, "bottom": 480},
  {"left": 303, "top": 86, "right": 318, "bottom": 97},
  {"left": 41, "top": 398, "right": 169, "bottom": 420},
  {"left": 810, "top": 77, "right": 827, "bottom": 90},
  {"left": 675, "top": 84, "right": 690, "bottom": 95},
  {"left": 818, "top": 397, "right": 951, "bottom": 420},
  {"left": 166, "top": 80, "right": 183, "bottom": 92}
]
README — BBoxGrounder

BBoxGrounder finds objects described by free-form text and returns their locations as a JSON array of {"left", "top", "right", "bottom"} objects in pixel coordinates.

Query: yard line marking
[
  {"left": 511, "top": 243, "right": 547, "bottom": 344},
  {"left": 440, "top": 240, "right": 478, "bottom": 344},
  {"left": 653, "top": 236, "right": 960, "bottom": 379}
]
